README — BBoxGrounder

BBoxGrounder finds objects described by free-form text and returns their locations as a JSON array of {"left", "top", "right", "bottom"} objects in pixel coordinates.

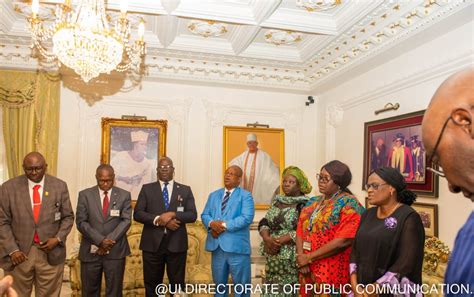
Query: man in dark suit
[
  {"left": 134, "top": 157, "right": 197, "bottom": 296},
  {"left": 0, "top": 152, "right": 74, "bottom": 296},
  {"left": 76, "top": 164, "right": 132, "bottom": 297}
]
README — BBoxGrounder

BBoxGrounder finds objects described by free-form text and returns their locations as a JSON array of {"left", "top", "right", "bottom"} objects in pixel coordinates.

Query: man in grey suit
[
  {"left": 76, "top": 164, "right": 132, "bottom": 297},
  {"left": 0, "top": 152, "right": 74, "bottom": 296}
]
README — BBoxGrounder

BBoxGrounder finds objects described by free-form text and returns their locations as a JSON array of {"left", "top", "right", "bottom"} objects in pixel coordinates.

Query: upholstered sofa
[
  {"left": 422, "top": 236, "right": 451, "bottom": 297},
  {"left": 68, "top": 220, "right": 213, "bottom": 296}
]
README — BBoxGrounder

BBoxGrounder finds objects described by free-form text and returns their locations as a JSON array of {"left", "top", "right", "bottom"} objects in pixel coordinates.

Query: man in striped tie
[
  {"left": 201, "top": 165, "right": 255, "bottom": 297},
  {"left": 134, "top": 157, "right": 197, "bottom": 297},
  {"left": 0, "top": 152, "right": 74, "bottom": 296}
]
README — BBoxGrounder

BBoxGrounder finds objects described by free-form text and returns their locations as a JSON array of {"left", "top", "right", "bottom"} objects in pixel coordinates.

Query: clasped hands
[
  {"left": 157, "top": 212, "right": 181, "bottom": 231},
  {"left": 209, "top": 221, "right": 226, "bottom": 238},
  {"left": 296, "top": 253, "right": 312, "bottom": 275},
  {"left": 262, "top": 236, "right": 281, "bottom": 255},
  {"left": 96, "top": 238, "right": 116, "bottom": 256},
  {"left": 10, "top": 237, "right": 61, "bottom": 266}
]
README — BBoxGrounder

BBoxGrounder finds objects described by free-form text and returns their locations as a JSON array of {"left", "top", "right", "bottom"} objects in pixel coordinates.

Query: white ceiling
[{"left": 0, "top": 0, "right": 471, "bottom": 91}]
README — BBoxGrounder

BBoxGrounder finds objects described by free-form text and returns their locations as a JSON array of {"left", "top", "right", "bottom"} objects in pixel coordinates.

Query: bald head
[
  {"left": 224, "top": 165, "right": 243, "bottom": 190},
  {"left": 422, "top": 67, "right": 474, "bottom": 201},
  {"left": 23, "top": 152, "right": 47, "bottom": 183}
]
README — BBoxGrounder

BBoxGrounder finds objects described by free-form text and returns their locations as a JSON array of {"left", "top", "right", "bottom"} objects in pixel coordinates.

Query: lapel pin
[{"left": 45, "top": 191, "right": 49, "bottom": 196}]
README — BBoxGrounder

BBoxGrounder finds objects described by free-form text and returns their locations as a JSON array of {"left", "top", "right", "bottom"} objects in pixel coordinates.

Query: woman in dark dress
[{"left": 350, "top": 167, "right": 425, "bottom": 296}]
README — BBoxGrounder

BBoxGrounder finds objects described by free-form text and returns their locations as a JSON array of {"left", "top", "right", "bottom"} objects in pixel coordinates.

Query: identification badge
[
  {"left": 177, "top": 206, "right": 184, "bottom": 212},
  {"left": 90, "top": 244, "right": 98, "bottom": 253},
  {"left": 303, "top": 241, "right": 311, "bottom": 251},
  {"left": 54, "top": 212, "right": 61, "bottom": 221},
  {"left": 110, "top": 209, "right": 120, "bottom": 217}
]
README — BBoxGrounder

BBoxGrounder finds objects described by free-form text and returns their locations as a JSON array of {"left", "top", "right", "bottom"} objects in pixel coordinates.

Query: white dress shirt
[
  {"left": 153, "top": 179, "right": 174, "bottom": 226},
  {"left": 159, "top": 179, "right": 174, "bottom": 199},
  {"left": 98, "top": 187, "right": 113, "bottom": 208},
  {"left": 28, "top": 177, "right": 45, "bottom": 209}
]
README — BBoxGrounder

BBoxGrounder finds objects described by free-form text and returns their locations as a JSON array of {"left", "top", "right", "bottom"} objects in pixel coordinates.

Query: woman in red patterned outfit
[{"left": 296, "top": 160, "right": 365, "bottom": 296}]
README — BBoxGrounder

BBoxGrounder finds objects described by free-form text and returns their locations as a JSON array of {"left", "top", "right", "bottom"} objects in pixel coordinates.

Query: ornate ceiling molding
[
  {"left": 187, "top": 20, "right": 228, "bottom": 38},
  {"left": 264, "top": 30, "right": 302, "bottom": 45},
  {"left": 296, "top": 0, "right": 342, "bottom": 12},
  {"left": 306, "top": 0, "right": 469, "bottom": 87},
  {"left": 0, "top": 0, "right": 470, "bottom": 91}
]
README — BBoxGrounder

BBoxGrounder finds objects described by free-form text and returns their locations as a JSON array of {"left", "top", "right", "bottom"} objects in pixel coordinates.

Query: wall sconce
[{"left": 375, "top": 103, "right": 400, "bottom": 115}]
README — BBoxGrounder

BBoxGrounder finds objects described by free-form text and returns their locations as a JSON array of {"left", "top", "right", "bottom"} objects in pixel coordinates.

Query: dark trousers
[
  {"left": 143, "top": 235, "right": 187, "bottom": 297},
  {"left": 80, "top": 258, "right": 126, "bottom": 297}
]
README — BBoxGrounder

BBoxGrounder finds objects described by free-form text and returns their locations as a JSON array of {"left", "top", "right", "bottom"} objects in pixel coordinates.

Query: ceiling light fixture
[{"left": 27, "top": 0, "right": 146, "bottom": 83}]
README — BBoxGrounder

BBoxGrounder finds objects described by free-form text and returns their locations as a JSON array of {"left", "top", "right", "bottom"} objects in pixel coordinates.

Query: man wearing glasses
[
  {"left": 0, "top": 152, "right": 74, "bottom": 296},
  {"left": 134, "top": 157, "right": 197, "bottom": 297},
  {"left": 422, "top": 67, "right": 473, "bottom": 296}
]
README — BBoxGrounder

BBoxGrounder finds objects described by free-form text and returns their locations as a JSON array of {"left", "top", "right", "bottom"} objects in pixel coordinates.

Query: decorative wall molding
[
  {"left": 326, "top": 104, "right": 344, "bottom": 128},
  {"left": 339, "top": 51, "right": 473, "bottom": 110}
]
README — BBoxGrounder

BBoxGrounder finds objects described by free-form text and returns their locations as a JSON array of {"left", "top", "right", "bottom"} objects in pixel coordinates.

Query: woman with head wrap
[
  {"left": 258, "top": 166, "right": 312, "bottom": 296},
  {"left": 349, "top": 167, "right": 425, "bottom": 297},
  {"left": 296, "top": 160, "right": 365, "bottom": 296}
]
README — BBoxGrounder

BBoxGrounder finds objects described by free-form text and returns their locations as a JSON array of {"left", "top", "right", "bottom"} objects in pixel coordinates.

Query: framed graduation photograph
[
  {"left": 363, "top": 110, "right": 439, "bottom": 197},
  {"left": 101, "top": 118, "right": 167, "bottom": 200},
  {"left": 223, "top": 126, "right": 285, "bottom": 210}
]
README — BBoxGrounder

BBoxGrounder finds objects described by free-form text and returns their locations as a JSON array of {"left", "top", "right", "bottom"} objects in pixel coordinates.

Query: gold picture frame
[
  {"left": 223, "top": 126, "right": 285, "bottom": 210},
  {"left": 101, "top": 118, "right": 167, "bottom": 200},
  {"left": 412, "top": 202, "right": 438, "bottom": 237}
]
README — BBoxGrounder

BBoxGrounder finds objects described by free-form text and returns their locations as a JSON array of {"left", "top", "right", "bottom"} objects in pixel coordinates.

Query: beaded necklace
[{"left": 307, "top": 190, "right": 341, "bottom": 231}]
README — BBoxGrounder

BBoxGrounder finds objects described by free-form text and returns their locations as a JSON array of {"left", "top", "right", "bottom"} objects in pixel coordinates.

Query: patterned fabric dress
[
  {"left": 260, "top": 195, "right": 309, "bottom": 297},
  {"left": 296, "top": 192, "right": 365, "bottom": 296}
]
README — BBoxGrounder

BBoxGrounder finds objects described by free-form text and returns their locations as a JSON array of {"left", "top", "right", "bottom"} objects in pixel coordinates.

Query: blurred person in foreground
[{"left": 422, "top": 67, "right": 474, "bottom": 295}]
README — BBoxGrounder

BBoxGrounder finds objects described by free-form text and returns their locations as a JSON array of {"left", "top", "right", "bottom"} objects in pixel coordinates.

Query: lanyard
[{"left": 307, "top": 191, "right": 341, "bottom": 232}]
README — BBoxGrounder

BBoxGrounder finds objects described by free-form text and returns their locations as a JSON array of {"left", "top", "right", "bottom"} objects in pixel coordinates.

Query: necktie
[
  {"left": 102, "top": 191, "right": 109, "bottom": 219},
  {"left": 221, "top": 191, "right": 231, "bottom": 213},
  {"left": 163, "top": 182, "right": 169, "bottom": 209},
  {"left": 33, "top": 185, "right": 41, "bottom": 244}
]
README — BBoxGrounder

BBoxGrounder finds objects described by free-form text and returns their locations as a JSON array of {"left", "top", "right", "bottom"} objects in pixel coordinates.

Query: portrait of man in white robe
[
  {"left": 229, "top": 133, "right": 280, "bottom": 205},
  {"left": 110, "top": 129, "right": 157, "bottom": 199}
]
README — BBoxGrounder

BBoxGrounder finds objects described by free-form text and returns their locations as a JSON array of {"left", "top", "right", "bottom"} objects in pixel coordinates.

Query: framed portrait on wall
[
  {"left": 223, "top": 126, "right": 285, "bottom": 210},
  {"left": 101, "top": 118, "right": 167, "bottom": 200},
  {"left": 412, "top": 202, "right": 439, "bottom": 237},
  {"left": 363, "top": 110, "right": 439, "bottom": 197}
]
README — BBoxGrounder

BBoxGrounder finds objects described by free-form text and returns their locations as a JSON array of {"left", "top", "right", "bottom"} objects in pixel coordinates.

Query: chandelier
[{"left": 27, "top": 0, "right": 146, "bottom": 83}]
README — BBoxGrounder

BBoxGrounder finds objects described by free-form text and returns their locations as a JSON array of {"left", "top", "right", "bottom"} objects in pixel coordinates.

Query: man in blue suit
[{"left": 201, "top": 165, "right": 255, "bottom": 297}]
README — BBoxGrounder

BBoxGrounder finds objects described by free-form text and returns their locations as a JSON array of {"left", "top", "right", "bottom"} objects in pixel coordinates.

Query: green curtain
[{"left": 0, "top": 70, "right": 60, "bottom": 178}]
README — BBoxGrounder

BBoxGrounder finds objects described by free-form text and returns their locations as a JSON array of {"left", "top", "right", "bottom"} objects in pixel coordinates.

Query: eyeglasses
[
  {"left": 316, "top": 174, "right": 331, "bottom": 183},
  {"left": 426, "top": 116, "right": 452, "bottom": 178},
  {"left": 364, "top": 183, "right": 388, "bottom": 191},
  {"left": 157, "top": 165, "right": 174, "bottom": 170},
  {"left": 24, "top": 166, "right": 45, "bottom": 173}
]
